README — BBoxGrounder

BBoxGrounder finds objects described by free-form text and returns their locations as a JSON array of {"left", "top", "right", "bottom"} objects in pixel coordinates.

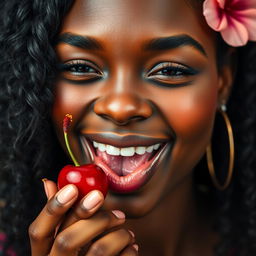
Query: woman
[{"left": 0, "top": 0, "right": 256, "bottom": 255}]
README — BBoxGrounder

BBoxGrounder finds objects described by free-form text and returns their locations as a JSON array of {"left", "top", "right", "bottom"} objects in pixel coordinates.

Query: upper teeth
[{"left": 92, "top": 141, "right": 161, "bottom": 156}]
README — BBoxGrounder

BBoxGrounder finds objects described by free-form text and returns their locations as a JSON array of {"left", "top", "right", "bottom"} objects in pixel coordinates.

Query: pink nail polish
[
  {"left": 128, "top": 230, "right": 135, "bottom": 237},
  {"left": 82, "top": 190, "right": 102, "bottom": 210},
  {"left": 57, "top": 185, "right": 77, "bottom": 204},
  {"left": 133, "top": 244, "right": 139, "bottom": 251},
  {"left": 112, "top": 210, "right": 126, "bottom": 219}
]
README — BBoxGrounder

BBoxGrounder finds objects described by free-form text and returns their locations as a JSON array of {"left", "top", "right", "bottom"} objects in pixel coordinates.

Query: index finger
[
  {"left": 29, "top": 184, "right": 78, "bottom": 256},
  {"left": 59, "top": 189, "right": 104, "bottom": 231}
]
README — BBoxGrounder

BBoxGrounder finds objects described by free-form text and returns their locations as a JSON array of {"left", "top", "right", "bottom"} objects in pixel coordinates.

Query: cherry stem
[{"left": 64, "top": 132, "right": 79, "bottom": 167}]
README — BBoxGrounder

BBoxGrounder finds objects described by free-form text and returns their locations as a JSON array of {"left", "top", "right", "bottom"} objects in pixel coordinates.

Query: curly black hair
[{"left": 0, "top": 0, "right": 255, "bottom": 255}]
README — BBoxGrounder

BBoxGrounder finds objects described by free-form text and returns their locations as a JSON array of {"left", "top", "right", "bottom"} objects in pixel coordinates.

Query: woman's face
[{"left": 53, "top": 0, "right": 225, "bottom": 217}]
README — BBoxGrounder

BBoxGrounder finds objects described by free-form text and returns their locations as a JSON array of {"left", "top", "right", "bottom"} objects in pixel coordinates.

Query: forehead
[{"left": 60, "top": 0, "right": 215, "bottom": 49}]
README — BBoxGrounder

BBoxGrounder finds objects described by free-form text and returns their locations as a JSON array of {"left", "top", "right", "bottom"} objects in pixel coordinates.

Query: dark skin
[{"left": 29, "top": 0, "right": 234, "bottom": 255}]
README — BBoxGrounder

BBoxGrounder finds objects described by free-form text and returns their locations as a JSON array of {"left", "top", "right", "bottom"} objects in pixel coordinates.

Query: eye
[
  {"left": 58, "top": 60, "right": 103, "bottom": 82},
  {"left": 147, "top": 62, "right": 199, "bottom": 86}
]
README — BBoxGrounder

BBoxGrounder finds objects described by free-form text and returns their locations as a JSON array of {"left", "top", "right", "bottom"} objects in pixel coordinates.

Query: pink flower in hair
[{"left": 203, "top": 0, "right": 256, "bottom": 46}]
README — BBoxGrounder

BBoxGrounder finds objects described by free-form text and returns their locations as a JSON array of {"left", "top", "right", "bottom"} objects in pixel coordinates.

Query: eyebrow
[
  {"left": 56, "top": 33, "right": 102, "bottom": 50},
  {"left": 144, "top": 35, "right": 207, "bottom": 57},
  {"left": 56, "top": 33, "right": 207, "bottom": 57}
]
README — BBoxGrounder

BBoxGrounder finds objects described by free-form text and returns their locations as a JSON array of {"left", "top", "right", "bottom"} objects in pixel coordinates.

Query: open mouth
[{"left": 80, "top": 136, "right": 172, "bottom": 193}]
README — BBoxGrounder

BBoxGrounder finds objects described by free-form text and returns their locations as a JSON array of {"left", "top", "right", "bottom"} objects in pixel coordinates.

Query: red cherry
[{"left": 58, "top": 164, "right": 108, "bottom": 200}]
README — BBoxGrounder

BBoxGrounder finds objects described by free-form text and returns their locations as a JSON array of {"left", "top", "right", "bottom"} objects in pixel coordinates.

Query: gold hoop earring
[{"left": 206, "top": 105, "right": 235, "bottom": 190}]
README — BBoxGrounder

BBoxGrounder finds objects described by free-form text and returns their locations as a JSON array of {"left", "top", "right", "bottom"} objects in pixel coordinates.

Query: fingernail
[
  {"left": 133, "top": 244, "right": 139, "bottom": 251},
  {"left": 42, "top": 178, "right": 49, "bottom": 198},
  {"left": 128, "top": 230, "right": 135, "bottom": 237},
  {"left": 57, "top": 185, "right": 77, "bottom": 204},
  {"left": 112, "top": 210, "right": 126, "bottom": 219},
  {"left": 82, "top": 190, "right": 103, "bottom": 210}
]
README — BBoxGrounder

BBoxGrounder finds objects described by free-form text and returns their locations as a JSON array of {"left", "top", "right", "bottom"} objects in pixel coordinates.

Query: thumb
[{"left": 42, "top": 179, "right": 58, "bottom": 200}]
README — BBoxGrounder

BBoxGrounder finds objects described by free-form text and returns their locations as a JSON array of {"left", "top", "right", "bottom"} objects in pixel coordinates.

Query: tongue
[{"left": 96, "top": 149, "right": 153, "bottom": 176}]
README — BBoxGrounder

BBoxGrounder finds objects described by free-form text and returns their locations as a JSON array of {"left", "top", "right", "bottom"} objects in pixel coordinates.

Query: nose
[{"left": 94, "top": 93, "right": 153, "bottom": 125}]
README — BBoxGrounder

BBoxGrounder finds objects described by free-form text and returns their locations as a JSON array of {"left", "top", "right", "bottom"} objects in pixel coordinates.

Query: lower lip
[{"left": 81, "top": 138, "right": 172, "bottom": 193}]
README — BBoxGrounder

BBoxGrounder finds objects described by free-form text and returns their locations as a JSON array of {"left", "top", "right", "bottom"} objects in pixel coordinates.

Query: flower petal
[
  {"left": 235, "top": 9, "right": 256, "bottom": 40},
  {"left": 203, "top": 0, "right": 227, "bottom": 30},
  {"left": 221, "top": 17, "right": 249, "bottom": 46},
  {"left": 218, "top": 14, "right": 228, "bottom": 30},
  {"left": 233, "top": 0, "right": 256, "bottom": 9},
  {"left": 238, "top": 0, "right": 256, "bottom": 9},
  {"left": 216, "top": 0, "right": 225, "bottom": 9},
  {"left": 231, "top": 0, "right": 249, "bottom": 10}
]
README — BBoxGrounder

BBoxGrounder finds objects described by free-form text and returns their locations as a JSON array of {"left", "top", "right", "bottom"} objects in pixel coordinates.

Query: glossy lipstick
[{"left": 80, "top": 135, "right": 172, "bottom": 193}]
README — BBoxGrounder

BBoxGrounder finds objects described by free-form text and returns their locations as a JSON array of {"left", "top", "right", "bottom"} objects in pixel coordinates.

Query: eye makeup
[
  {"left": 146, "top": 61, "right": 200, "bottom": 88},
  {"left": 58, "top": 60, "right": 103, "bottom": 83}
]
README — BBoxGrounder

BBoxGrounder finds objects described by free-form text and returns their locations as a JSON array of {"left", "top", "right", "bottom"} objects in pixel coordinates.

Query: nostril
[
  {"left": 93, "top": 94, "right": 153, "bottom": 125},
  {"left": 97, "top": 114, "right": 146, "bottom": 126},
  {"left": 128, "top": 115, "right": 147, "bottom": 122}
]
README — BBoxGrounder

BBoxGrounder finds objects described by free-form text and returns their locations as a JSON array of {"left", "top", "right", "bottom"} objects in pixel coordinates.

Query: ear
[{"left": 217, "top": 48, "right": 237, "bottom": 107}]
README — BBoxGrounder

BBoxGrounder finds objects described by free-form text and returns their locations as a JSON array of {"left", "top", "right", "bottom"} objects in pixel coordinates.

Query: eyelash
[
  {"left": 59, "top": 60, "right": 198, "bottom": 85},
  {"left": 59, "top": 60, "right": 102, "bottom": 80},
  {"left": 148, "top": 62, "right": 197, "bottom": 78}
]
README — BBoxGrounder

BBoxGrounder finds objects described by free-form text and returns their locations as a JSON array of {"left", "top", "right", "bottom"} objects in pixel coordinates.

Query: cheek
[
  {"left": 52, "top": 81, "right": 99, "bottom": 162},
  {"left": 52, "top": 81, "right": 95, "bottom": 132},
  {"left": 52, "top": 82, "right": 95, "bottom": 161},
  {"left": 158, "top": 79, "right": 218, "bottom": 143},
  {"left": 171, "top": 90, "right": 216, "bottom": 143},
  {"left": 151, "top": 76, "right": 218, "bottom": 177}
]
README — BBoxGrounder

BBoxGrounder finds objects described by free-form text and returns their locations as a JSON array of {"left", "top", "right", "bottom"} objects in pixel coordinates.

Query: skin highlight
[
  {"left": 1, "top": 0, "right": 256, "bottom": 254},
  {"left": 50, "top": 0, "right": 233, "bottom": 254}
]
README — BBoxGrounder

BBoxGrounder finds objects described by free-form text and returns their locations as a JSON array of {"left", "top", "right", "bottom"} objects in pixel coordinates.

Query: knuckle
[
  {"left": 96, "top": 211, "right": 112, "bottom": 225},
  {"left": 55, "top": 234, "right": 72, "bottom": 252},
  {"left": 89, "top": 242, "right": 108, "bottom": 256},
  {"left": 28, "top": 223, "right": 43, "bottom": 242}
]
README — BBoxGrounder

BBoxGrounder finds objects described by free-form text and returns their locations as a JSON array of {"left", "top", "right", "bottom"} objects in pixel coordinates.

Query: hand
[{"left": 29, "top": 179, "right": 139, "bottom": 256}]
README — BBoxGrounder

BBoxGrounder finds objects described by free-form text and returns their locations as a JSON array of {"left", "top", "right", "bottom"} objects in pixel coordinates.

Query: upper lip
[{"left": 81, "top": 133, "right": 171, "bottom": 147}]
